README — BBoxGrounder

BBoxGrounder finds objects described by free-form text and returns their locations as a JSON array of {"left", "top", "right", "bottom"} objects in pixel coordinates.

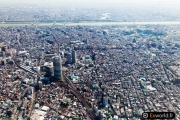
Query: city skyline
[{"left": 0, "top": 0, "right": 180, "bottom": 119}]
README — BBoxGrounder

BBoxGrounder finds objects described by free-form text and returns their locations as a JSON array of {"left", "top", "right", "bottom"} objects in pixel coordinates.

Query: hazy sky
[{"left": 1, "top": 0, "right": 180, "bottom": 6}]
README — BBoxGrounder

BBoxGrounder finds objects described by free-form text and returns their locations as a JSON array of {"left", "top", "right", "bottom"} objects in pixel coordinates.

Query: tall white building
[
  {"left": 38, "top": 81, "right": 43, "bottom": 90},
  {"left": 53, "top": 56, "right": 63, "bottom": 80}
]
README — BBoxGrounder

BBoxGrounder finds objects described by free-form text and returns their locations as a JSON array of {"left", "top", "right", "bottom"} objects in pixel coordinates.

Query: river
[{"left": 1, "top": 21, "right": 180, "bottom": 27}]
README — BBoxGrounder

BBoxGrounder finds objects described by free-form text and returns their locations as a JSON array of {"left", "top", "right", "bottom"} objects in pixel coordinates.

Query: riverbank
[{"left": 1, "top": 21, "right": 180, "bottom": 27}]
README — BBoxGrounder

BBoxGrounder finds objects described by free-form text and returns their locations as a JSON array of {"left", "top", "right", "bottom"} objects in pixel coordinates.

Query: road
[
  {"left": 28, "top": 91, "right": 36, "bottom": 118},
  {"left": 12, "top": 87, "right": 29, "bottom": 120},
  {"left": 12, "top": 58, "right": 38, "bottom": 120}
]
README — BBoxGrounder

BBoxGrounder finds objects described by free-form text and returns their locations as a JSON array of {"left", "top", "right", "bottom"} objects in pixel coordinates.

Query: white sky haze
[{"left": 1, "top": 0, "right": 180, "bottom": 6}]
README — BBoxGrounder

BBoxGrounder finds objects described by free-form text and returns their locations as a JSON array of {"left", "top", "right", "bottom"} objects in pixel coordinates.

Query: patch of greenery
[{"left": 60, "top": 102, "right": 69, "bottom": 108}]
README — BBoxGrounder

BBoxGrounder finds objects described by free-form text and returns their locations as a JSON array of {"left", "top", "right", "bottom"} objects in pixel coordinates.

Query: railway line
[
  {"left": 57, "top": 82, "right": 96, "bottom": 120},
  {"left": 63, "top": 74, "right": 96, "bottom": 119},
  {"left": 13, "top": 58, "right": 96, "bottom": 120}
]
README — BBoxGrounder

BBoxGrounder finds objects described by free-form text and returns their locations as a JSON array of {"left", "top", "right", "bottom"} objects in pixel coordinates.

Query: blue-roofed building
[
  {"left": 71, "top": 74, "right": 79, "bottom": 79},
  {"left": 84, "top": 55, "right": 91, "bottom": 61},
  {"left": 71, "top": 74, "right": 79, "bottom": 83}
]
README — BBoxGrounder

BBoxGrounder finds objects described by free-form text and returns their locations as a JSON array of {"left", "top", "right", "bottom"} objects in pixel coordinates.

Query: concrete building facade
[{"left": 53, "top": 56, "right": 63, "bottom": 80}]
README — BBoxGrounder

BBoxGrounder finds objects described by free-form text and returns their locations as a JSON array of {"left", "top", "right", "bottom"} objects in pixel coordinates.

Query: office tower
[
  {"left": 66, "top": 47, "right": 71, "bottom": 53},
  {"left": 92, "top": 51, "right": 96, "bottom": 61},
  {"left": 27, "top": 87, "right": 34, "bottom": 95},
  {"left": 53, "top": 56, "right": 63, "bottom": 80},
  {"left": 2, "top": 51, "right": 5, "bottom": 58},
  {"left": 86, "top": 39, "right": 89, "bottom": 44},
  {"left": 1, "top": 58, "right": 6, "bottom": 65},
  {"left": 67, "top": 53, "right": 72, "bottom": 64},
  {"left": 1, "top": 45, "right": 6, "bottom": 52},
  {"left": 72, "top": 50, "right": 77, "bottom": 63},
  {"left": 99, "top": 111, "right": 103, "bottom": 120},
  {"left": 61, "top": 51, "right": 64, "bottom": 58},
  {"left": 38, "top": 81, "right": 43, "bottom": 90},
  {"left": 103, "top": 96, "right": 108, "bottom": 107},
  {"left": 45, "top": 65, "right": 54, "bottom": 77}
]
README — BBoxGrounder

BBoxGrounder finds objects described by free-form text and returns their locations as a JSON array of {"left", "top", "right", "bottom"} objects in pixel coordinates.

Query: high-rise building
[
  {"left": 103, "top": 96, "right": 108, "bottom": 107},
  {"left": 38, "top": 81, "right": 43, "bottom": 90},
  {"left": 72, "top": 50, "right": 76, "bottom": 63},
  {"left": 1, "top": 45, "right": 6, "bottom": 52},
  {"left": 66, "top": 47, "right": 71, "bottom": 53},
  {"left": 53, "top": 56, "right": 63, "bottom": 80},
  {"left": 92, "top": 51, "right": 96, "bottom": 61},
  {"left": 67, "top": 53, "right": 72, "bottom": 64},
  {"left": 44, "top": 62, "right": 54, "bottom": 77},
  {"left": 86, "top": 39, "right": 89, "bottom": 44},
  {"left": 61, "top": 51, "right": 64, "bottom": 58},
  {"left": 1, "top": 58, "right": 6, "bottom": 65},
  {"left": 44, "top": 65, "right": 54, "bottom": 77}
]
